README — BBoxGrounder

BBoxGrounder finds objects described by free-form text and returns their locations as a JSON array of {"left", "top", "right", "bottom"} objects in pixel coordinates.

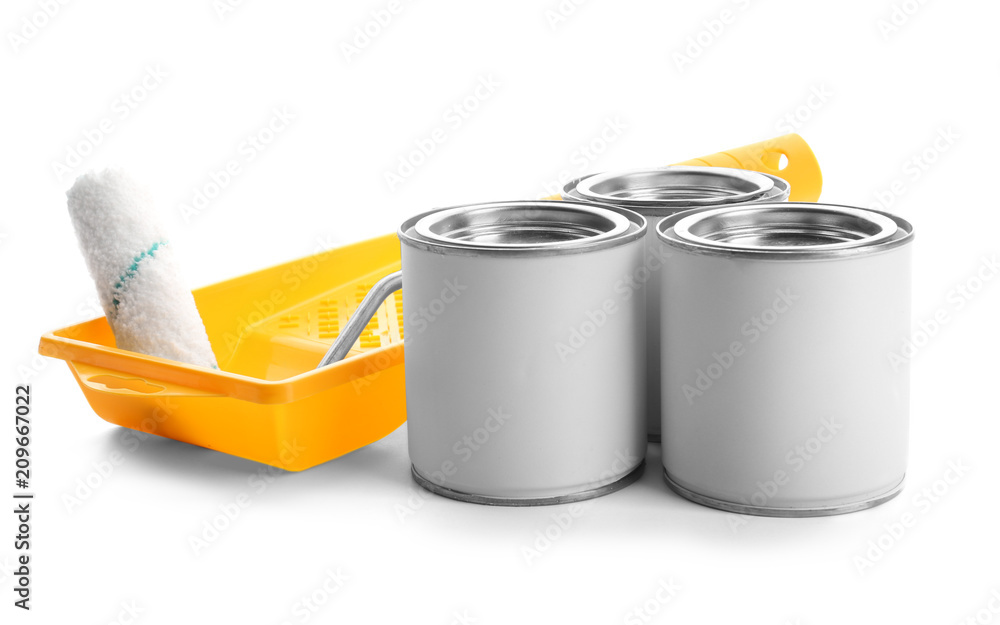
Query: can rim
[
  {"left": 563, "top": 167, "right": 791, "bottom": 214},
  {"left": 571, "top": 166, "right": 775, "bottom": 208},
  {"left": 656, "top": 202, "right": 914, "bottom": 260},
  {"left": 755, "top": 172, "right": 792, "bottom": 202},
  {"left": 399, "top": 200, "right": 646, "bottom": 257},
  {"left": 412, "top": 461, "right": 646, "bottom": 506},
  {"left": 413, "top": 202, "right": 631, "bottom": 249},
  {"left": 663, "top": 468, "right": 905, "bottom": 517}
]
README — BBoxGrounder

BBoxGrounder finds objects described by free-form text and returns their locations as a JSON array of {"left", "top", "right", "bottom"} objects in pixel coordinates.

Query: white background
[{"left": 3, "top": 0, "right": 999, "bottom": 623}]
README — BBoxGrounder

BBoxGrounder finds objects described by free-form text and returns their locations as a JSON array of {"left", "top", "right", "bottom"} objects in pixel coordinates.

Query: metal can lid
[
  {"left": 399, "top": 200, "right": 646, "bottom": 257},
  {"left": 569, "top": 166, "right": 775, "bottom": 209},
  {"left": 754, "top": 172, "right": 791, "bottom": 203},
  {"left": 657, "top": 202, "right": 914, "bottom": 260}
]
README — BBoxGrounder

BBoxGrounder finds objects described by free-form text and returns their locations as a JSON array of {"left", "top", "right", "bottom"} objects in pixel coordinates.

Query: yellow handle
[
  {"left": 544, "top": 133, "right": 823, "bottom": 202},
  {"left": 673, "top": 133, "right": 822, "bottom": 202}
]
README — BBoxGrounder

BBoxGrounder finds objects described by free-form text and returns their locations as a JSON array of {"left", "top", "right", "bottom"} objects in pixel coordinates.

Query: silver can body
[
  {"left": 657, "top": 203, "right": 914, "bottom": 516},
  {"left": 399, "top": 201, "right": 647, "bottom": 505},
  {"left": 563, "top": 166, "right": 791, "bottom": 441}
]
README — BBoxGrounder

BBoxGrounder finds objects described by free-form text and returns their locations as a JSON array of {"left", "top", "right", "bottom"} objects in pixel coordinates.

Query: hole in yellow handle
[
  {"left": 761, "top": 150, "right": 789, "bottom": 171},
  {"left": 88, "top": 375, "right": 165, "bottom": 394}
]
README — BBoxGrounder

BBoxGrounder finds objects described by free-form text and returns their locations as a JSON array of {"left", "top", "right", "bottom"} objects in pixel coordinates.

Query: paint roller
[{"left": 66, "top": 168, "right": 218, "bottom": 368}]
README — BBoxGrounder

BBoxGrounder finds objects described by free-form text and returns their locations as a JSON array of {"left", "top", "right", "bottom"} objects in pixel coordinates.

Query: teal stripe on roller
[{"left": 112, "top": 241, "right": 168, "bottom": 312}]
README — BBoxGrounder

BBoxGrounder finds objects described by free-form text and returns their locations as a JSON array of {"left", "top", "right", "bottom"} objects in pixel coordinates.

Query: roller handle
[{"left": 316, "top": 271, "right": 403, "bottom": 369}]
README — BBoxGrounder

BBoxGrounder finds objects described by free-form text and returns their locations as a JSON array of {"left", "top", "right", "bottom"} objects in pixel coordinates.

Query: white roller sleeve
[{"left": 66, "top": 169, "right": 218, "bottom": 368}]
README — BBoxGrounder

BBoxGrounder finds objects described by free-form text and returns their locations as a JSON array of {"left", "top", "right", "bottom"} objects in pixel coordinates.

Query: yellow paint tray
[
  {"left": 38, "top": 233, "right": 406, "bottom": 472},
  {"left": 37, "top": 133, "right": 822, "bottom": 472}
]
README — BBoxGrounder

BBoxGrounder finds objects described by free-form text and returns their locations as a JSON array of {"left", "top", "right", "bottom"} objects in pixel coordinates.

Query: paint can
[
  {"left": 656, "top": 202, "right": 914, "bottom": 516},
  {"left": 562, "top": 166, "right": 791, "bottom": 441},
  {"left": 399, "top": 200, "right": 648, "bottom": 505}
]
